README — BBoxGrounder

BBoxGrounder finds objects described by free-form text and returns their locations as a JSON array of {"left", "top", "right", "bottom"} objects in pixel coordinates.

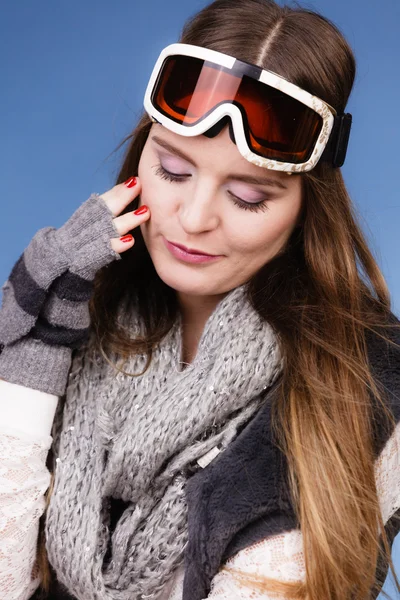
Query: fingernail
[
  {"left": 134, "top": 205, "right": 148, "bottom": 215},
  {"left": 120, "top": 235, "right": 133, "bottom": 243},
  {"left": 124, "top": 177, "right": 137, "bottom": 188}
]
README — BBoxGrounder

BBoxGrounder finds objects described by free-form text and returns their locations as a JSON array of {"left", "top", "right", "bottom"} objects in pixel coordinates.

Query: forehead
[{"left": 147, "top": 124, "right": 291, "bottom": 188}]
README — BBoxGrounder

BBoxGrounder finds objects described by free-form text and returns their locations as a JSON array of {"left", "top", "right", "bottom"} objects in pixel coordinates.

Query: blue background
[{"left": 0, "top": 1, "right": 399, "bottom": 596}]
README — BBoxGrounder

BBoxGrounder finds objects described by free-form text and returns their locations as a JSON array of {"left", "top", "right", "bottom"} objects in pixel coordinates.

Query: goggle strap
[{"left": 321, "top": 113, "right": 353, "bottom": 168}]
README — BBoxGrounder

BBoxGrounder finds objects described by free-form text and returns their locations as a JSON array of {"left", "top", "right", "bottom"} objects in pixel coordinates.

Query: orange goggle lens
[{"left": 151, "top": 55, "right": 323, "bottom": 164}]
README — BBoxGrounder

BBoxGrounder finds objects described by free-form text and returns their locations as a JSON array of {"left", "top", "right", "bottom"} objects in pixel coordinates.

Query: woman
[{"left": 0, "top": 0, "right": 399, "bottom": 599}]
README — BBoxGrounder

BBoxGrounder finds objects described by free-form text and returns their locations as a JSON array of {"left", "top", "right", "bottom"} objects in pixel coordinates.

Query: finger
[
  {"left": 111, "top": 205, "right": 150, "bottom": 237},
  {"left": 99, "top": 177, "right": 142, "bottom": 217},
  {"left": 110, "top": 206, "right": 150, "bottom": 253},
  {"left": 110, "top": 234, "right": 135, "bottom": 255}
]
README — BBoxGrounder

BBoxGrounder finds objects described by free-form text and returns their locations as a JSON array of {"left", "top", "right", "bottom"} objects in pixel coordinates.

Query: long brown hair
[{"left": 37, "top": 1, "right": 400, "bottom": 598}]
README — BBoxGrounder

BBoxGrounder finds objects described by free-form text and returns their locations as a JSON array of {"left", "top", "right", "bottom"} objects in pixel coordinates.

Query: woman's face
[{"left": 138, "top": 123, "right": 303, "bottom": 297}]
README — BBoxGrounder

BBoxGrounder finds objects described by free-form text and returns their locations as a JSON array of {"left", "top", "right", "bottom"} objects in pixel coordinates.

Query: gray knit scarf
[{"left": 45, "top": 283, "right": 283, "bottom": 600}]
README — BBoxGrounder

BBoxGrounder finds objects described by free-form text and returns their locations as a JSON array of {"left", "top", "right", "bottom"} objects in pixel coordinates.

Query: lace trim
[
  {"left": 375, "top": 420, "right": 400, "bottom": 525},
  {"left": 209, "top": 530, "right": 305, "bottom": 599},
  {"left": 0, "top": 428, "right": 52, "bottom": 600}
]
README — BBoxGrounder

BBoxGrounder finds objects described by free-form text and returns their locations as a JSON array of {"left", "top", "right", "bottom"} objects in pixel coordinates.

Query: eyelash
[{"left": 153, "top": 164, "right": 270, "bottom": 213}]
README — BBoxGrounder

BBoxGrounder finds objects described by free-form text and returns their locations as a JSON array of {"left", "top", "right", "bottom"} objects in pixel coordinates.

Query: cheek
[
  {"left": 226, "top": 206, "right": 301, "bottom": 256},
  {"left": 138, "top": 164, "right": 173, "bottom": 216}
]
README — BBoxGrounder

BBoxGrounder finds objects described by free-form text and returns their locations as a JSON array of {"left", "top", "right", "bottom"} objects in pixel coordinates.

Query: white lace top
[{"left": 0, "top": 378, "right": 399, "bottom": 600}]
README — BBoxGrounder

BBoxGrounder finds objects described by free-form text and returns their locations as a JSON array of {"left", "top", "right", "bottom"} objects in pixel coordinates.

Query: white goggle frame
[{"left": 144, "top": 43, "right": 338, "bottom": 174}]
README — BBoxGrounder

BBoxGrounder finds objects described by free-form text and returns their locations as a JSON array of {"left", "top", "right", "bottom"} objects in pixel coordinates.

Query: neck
[
  {"left": 177, "top": 291, "right": 229, "bottom": 366},
  {"left": 178, "top": 291, "right": 228, "bottom": 327}
]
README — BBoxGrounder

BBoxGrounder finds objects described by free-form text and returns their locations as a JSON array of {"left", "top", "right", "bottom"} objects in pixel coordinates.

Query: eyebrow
[{"left": 151, "top": 135, "right": 288, "bottom": 190}]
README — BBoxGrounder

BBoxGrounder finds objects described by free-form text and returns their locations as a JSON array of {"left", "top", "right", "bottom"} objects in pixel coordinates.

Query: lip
[
  {"left": 168, "top": 240, "right": 216, "bottom": 256},
  {"left": 163, "top": 237, "right": 223, "bottom": 264}
]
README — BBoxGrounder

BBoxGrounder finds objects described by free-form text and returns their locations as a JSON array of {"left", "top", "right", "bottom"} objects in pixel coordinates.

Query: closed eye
[
  {"left": 153, "top": 164, "right": 187, "bottom": 183},
  {"left": 152, "top": 164, "right": 270, "bottom": 213}
]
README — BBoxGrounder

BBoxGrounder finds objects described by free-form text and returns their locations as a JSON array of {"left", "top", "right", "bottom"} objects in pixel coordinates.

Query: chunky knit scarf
[{"left": 45, "top": 283, "right": 283, "bottom": 600}]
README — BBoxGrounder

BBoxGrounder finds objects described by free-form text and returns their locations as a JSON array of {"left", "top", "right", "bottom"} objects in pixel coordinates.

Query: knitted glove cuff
[{"left": 0, "top": 337, "right": 72, "bottom": 396}]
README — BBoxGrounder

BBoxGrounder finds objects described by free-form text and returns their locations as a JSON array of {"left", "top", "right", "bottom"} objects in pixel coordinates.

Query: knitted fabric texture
[
  {"left": 0, "top": 194, "right": 122, "bottom": 395},
  {"left": 45, "top": 283, "right": 283, "bottom": 600}
]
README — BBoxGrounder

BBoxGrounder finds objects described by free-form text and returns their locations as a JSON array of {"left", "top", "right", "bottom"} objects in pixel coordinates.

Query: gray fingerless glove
[{"left": 0, "top": 193, "right": 121, "bottom": 395}]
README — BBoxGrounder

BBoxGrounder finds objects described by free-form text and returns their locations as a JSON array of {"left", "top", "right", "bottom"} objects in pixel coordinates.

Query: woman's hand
[
  {"left": 100, "top": 177, "right": 150, "bottom": 255},
  {"left": 0, "top": 175, "right": 150, "bottom": 350}
]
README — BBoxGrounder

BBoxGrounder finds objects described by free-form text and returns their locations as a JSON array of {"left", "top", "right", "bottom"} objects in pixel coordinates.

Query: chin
[
  {"left": 153, "top": 256, "right": 231, "bottom": 296},
  {"left": 152, "top": 262, "right": 219, "bottom": 295}
]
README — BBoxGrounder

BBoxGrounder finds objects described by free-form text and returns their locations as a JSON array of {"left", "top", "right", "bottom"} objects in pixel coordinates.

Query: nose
[{"left": 178, "top": 179, "right": 220, "bottom": 234}]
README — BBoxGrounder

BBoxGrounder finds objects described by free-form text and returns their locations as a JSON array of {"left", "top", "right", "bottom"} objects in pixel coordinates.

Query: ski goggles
[{"left": 144, "top": 43, "right": 352, "bottom": 174}]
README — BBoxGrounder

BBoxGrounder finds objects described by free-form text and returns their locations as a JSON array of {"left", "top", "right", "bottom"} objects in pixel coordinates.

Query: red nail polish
[
  {"left": 120, "top": 235, "right": 133, "bottom": 243},
  {"left": 134, "top": 205, "right": 148, "bottom": 215},
  {"left": 124, "top": 177, "right": 137, "bottom": 188}
]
